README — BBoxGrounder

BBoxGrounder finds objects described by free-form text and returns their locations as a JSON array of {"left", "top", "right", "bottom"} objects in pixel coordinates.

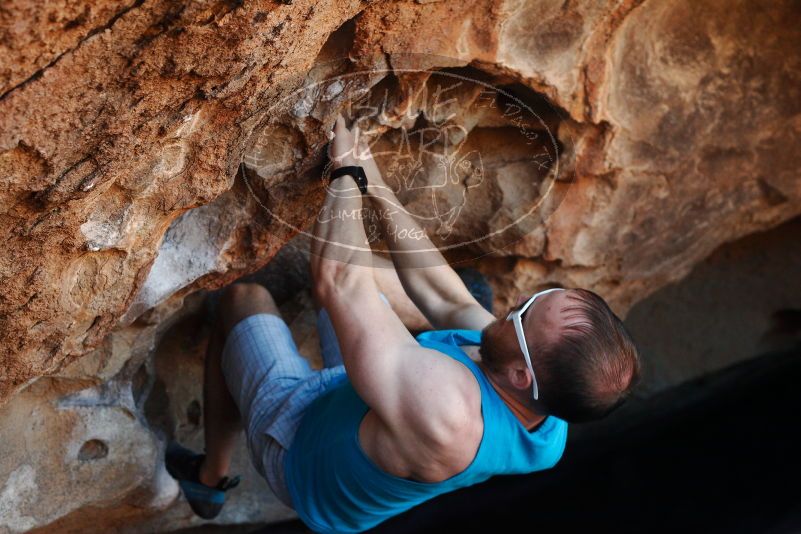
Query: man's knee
[{"left": 219, "top": 283, "right": 280, "bottom": 336}]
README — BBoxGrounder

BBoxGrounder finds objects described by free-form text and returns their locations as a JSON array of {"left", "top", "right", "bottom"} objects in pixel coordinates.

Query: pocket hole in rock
[{"left": 78, "top": 439, "right": 109, "bottom": 461}]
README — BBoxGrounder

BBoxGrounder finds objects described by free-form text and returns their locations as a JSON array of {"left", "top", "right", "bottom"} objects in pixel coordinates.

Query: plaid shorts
[{"left": 221, "top": 309, "right": 347, "bottom": 508}]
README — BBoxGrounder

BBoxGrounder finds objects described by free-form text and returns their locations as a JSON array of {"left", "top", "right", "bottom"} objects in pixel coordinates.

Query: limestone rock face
[{"left": 1, "top": 0, "right": 799, "bottom": 531}]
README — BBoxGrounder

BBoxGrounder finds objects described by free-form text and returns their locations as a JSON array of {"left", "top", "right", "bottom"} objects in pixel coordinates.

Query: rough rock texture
[
  {"left": 625, "top": 216, "right": 801, "bottom": 396},
  {"left": 1, "top": 0, "right": 800, "bottom": 531}
]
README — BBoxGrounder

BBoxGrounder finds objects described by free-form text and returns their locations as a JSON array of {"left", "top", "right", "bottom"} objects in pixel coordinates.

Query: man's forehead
[
  {"left": 529, "top": 288, "right": 569, "bottom": 311},
  {"left": 515, "top": 288, "right": 566, "bottom": 311},
  {"left": 524, "top": 289, "right": 572, "bottom": 331}
]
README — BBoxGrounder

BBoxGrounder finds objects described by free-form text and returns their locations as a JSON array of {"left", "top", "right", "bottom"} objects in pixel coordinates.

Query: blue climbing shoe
[{"left": 165, "top": 442, "right": 241, "bottom": 519}]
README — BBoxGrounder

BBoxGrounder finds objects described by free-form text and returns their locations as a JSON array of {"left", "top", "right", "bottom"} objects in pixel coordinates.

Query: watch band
[{"left": 329, "top": 165, "right": 368, "bottom": 195}]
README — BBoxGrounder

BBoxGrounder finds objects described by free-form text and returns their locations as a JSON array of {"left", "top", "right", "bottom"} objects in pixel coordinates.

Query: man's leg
[{"left": 199, "top": 282, "right": 280, "bottom": 487}]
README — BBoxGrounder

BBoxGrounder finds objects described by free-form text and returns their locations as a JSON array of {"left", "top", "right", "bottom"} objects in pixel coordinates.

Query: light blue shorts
[{"left": 221, "top": 308, "right": 347, "bottom": 509}]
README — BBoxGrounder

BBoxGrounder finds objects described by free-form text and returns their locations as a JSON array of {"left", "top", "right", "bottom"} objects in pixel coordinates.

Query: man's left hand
[{"left": 328, "top": 113, "right": 358, "bottom": 169}]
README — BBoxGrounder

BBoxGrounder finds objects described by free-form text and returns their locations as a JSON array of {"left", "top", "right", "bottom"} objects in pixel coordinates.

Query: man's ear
[{"left": 506, "top": 363, "right": 533, "bottom": 391}]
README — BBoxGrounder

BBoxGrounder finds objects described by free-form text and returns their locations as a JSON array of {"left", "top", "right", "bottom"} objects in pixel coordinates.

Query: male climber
[{"left": 166, "top": 114, "right": 641, "bottom": 532}]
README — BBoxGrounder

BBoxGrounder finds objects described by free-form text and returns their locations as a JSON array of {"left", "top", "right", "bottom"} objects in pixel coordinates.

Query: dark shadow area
[{"left": 362, "top": 344, "right": 801, "bottom": 533}]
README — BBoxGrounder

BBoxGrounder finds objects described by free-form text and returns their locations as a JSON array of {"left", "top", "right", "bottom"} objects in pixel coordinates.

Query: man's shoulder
[
  {"left": 418, "top": 351, "right": 482, "bottom": 438},
  {"left": 402, "top": 384, "right": 483, "bottom": 482},
  {"left": 416, "top": 363, "right": 483, "bottom": 470},
  {"left": 374, "top": 341, "right": 483, "bottom": 480}
]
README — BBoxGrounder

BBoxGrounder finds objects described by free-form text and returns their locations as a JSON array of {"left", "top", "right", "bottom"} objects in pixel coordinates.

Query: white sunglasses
[{"left": 506, "top": 288, "right": 565, "bottom": 400}]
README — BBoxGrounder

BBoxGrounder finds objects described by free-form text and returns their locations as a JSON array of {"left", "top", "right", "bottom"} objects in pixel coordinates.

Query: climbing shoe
[{"left": 165, "top": 442, "right": 241, "bottom": 519}]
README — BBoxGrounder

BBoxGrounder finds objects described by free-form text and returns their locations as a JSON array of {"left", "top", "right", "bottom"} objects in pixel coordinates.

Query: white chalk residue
[
  {"left": 121, "top": 191, "right": 240, "bottom": 323},
  {"left": 0, "top": 465, "right": 38, "bottom": 532}
]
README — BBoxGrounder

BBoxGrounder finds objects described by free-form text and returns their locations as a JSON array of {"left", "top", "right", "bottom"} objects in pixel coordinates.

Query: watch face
[{"left": 353, "top": 168, "right": 368, "bottom": 194}]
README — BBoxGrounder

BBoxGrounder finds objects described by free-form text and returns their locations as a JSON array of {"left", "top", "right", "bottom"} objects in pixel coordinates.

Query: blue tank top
[{"left": 283, "top": 329, "right": 568, "bottom": 533}]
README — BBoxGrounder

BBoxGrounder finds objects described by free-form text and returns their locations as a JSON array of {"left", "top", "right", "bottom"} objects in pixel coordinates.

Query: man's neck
[{"left": 476, "top": 360, "right": 546, "bottom": 431}]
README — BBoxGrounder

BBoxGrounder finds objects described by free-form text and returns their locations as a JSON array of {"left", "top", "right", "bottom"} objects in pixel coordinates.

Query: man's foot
[{"left": 165, "top": 443, "right": 241, "bottom": 519}]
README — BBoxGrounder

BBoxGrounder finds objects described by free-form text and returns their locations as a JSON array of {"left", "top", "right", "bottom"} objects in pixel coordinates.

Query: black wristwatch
[{"left": 329, "top": 165, "right": 368, "bottom": 195}]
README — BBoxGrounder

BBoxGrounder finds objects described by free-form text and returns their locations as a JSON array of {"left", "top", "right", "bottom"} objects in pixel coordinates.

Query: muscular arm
[
  {"left": 311, "top": 116, "right": 476, "bottom": 443},
  {"left": 356, "top": 131, "right": 495, "bottom": 331}
]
